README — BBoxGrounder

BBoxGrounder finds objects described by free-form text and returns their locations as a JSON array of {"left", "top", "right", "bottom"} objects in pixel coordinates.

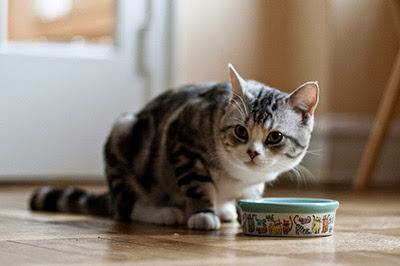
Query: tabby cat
[
  {"left": 29, "top": 65, "right": 319, "bottom": 230},
  {"left": 294, "top": 215, "right": 312, "bottom": 235}
]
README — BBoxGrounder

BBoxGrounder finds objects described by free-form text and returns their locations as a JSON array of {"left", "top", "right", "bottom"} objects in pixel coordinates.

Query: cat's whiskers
[
  {"left": 232, "top": 92, "right": 249, "bottom": 117},
  {"left": 305, "top": 148, "right": 323, "bottom": 156},
  {"left": 230, "top": 94, "right": 249, "bottom": 117},
  {"left": 295, "top": 165, "right": 317, "bottom": 184},
  {"left": 228, "top": 117, "right": 245, "bottom": 124},
  {"left": 291, "top": 167, "right": 305, "bottom": 187},
  {"left": 229, "top": 99, "right": 247, "bottom": 121},
  {"left": 229, "top": 102, "right": 246, "bottom": 121},
  {"left": 275, "top": 160, "right": 317, "bottom": 188},
  {"left": 306, "top": 151, "right": 321, "bottom": 156}
]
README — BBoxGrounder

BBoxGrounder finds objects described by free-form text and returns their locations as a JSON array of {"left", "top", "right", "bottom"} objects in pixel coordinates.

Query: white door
[{"left": 0, "top": 0, "right": 174, "bottom": 180}]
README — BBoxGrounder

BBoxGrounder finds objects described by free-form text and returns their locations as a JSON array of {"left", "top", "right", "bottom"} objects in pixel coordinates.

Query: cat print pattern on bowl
[
  {"left": 29, "top": 64, "right": 319, "bottom": 230},
  {"left": 241, "top": 212, "right": 336, "bottom": 236}
]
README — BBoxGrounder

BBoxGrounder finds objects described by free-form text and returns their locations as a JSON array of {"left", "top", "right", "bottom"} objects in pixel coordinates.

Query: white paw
[
  {"left": 216, "top": 202, "right": 237, "bottom": 222},
  {"left": 188, "top": 212, "right": 221, "bottom": 230},
  {"left": 161, "top": 207, "right": 185, "bottom": 225}
]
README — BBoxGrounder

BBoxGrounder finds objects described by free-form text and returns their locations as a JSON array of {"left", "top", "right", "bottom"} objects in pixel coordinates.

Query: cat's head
[{"left": 219, "top": 64, "right": 319, "bottom": 184}]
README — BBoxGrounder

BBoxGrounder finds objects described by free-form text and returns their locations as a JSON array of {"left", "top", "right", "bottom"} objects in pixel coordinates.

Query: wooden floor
[{"left": 1, "top": 183, "right": 400, "bottom": 265}]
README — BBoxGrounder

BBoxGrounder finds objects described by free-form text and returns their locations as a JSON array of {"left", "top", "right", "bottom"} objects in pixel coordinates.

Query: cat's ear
[
  {"left": 228, "top": 64, "right": 246, "bottom": 98},
  {"left": 288, "top": 81, "right": 319, "bottom": 120}
]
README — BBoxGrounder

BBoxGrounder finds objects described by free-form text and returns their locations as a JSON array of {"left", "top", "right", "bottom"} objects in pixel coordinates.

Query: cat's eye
[
  {"left": 266, "top": 131, "right": 283, "bottom": 145},
  {"left": 234, "top": 125, "right": 248, "bottom": 141}
]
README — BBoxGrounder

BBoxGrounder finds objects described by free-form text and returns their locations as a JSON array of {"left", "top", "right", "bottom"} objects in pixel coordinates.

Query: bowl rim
[{"left": 238, "top": 197, "right": 340, "bottom": 213}]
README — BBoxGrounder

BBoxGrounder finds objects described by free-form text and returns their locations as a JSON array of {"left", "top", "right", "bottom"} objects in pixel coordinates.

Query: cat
[
  {"left": 255, "top": 217, "right": 267, "bottom": 228},
  {"left": 269, "top": 219, "right": 283, "bottom": 235},
  {"left": 265, "top": 214, "right": 275, "bottom": 222},
  {"left": 29, "top": 64, "right": 319, "bottom": 230},
  {"left": 322, "top": 214, "right": 330, "bottom": 233},
  {"left": 256, "top": 226, "right": 268, "bottom": 234},
  {"left": 294, "top": 215, "right": 312, "bottom": 235},
  {"left": 255, "top": 216, "right": 267, "bottom": 234},
  {"left": 282, "top": 215, "right": 293, "bottom": 234},
  {"left": 244, "top": 214, "right": 256, "bottom": 233},
  {"left": 298, "top": 215, "right": 311, "bottom": 225},
  {"left": 312, "top": 215, "right": 322, "bottom": 234}
]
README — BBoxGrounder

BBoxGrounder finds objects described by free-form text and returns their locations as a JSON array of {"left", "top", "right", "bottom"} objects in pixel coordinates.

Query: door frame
[{"left": 0, "top": 0, "right": 177, "bottom": 181}]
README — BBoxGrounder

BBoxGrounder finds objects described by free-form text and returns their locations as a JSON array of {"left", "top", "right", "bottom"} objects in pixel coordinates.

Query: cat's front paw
[
  {"left": 216, "top": 202, "right": 237, "bottom": 222},
  {"left": 188, "top": 212, "right": 221, "bottom": 230}
]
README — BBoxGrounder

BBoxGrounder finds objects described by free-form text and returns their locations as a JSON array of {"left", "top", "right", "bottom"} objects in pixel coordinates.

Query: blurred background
[{"left": 0, "top": 0, "right": 399, "bottom": 187}]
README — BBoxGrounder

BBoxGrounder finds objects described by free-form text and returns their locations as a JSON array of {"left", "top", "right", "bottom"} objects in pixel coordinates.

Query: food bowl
[{"left": 238, "top": 197, "right": 339, "bottom": 237}]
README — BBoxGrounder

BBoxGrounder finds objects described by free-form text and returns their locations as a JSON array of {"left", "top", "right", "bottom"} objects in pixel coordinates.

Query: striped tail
[{"left": 29, "top": 186, "right": 112, "bottom": 217}]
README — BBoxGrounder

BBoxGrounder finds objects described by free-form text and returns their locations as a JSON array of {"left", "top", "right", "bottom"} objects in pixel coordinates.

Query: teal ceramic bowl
[{"left": 238, "top": 197, "right": 339, "bottom": 237}]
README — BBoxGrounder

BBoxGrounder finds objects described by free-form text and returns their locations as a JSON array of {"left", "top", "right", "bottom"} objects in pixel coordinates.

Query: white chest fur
[{"left": 211, "top": 168, "right": 266, "bottom": 205}]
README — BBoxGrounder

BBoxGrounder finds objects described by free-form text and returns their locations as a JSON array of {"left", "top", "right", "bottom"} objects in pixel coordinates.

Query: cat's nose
[{"left": 247, "top": 150, "right": 260, "bottom": 160}]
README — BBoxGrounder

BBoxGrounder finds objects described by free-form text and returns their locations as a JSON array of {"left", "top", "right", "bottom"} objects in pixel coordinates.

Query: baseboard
[{"left": 298, "top": 114, "right": 400, "bottom": 186}]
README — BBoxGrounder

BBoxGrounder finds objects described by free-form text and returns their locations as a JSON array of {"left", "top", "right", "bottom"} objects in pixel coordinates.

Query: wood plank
[{"left": 1, "top": 184, "right": 400, "bottom": 265}]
